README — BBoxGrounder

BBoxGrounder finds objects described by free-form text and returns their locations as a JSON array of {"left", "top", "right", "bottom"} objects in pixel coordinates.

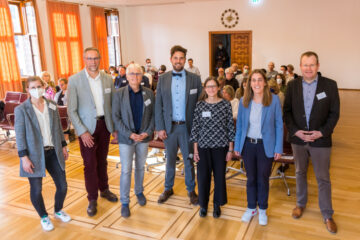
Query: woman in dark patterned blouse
[{"left": 190, "top": 77, "right": 235, "bottom": 218}]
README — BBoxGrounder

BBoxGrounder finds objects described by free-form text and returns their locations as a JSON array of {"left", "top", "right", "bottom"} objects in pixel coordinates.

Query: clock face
[{"left": 221, "top": 9, "right": 239, "bottom": 28}]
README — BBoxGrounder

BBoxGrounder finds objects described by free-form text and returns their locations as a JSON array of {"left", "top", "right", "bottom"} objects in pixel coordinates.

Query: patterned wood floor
[{"left": 0, "top": 90, "right": 359, "bottom": 240}]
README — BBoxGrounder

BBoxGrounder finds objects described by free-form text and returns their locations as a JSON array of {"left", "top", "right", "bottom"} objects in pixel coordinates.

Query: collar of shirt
[
  {"left": 85, "top": 69, "right": 100, "bottom": 81},
  {"left": 128, "top": 85, "right": 142, "bottom": 94},
  {"left": 302, "top": 74, "right": 318, "bottom": 85}
]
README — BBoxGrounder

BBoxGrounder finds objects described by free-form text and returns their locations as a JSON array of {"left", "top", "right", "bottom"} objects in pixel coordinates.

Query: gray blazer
[
  {"left": 155, "top": 70, "right": 202, "bottom": 134},
  {"left": 67, "top": 69, "right": 114, "bottom": 136},
  {"left": 14, "top": 98, "right": 66, "bottom": 178},
  {"left": 112, "top": 86, "right": 155, "bottom": 144}
]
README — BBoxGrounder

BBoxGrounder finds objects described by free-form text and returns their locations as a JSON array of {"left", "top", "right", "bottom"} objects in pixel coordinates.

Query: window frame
[{"left": 105, "top": 10, "right": 122, "bottom": 67}]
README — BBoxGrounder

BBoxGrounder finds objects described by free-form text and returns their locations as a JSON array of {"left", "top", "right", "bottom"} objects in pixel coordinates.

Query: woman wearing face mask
[
  {"left": 234, "top": 69, "right": 283, "bottom": 226},
  {"left": 275, "top": 73, "right": 287, "bottom": 94},
  {"left": 190, "top": 77, "right": 235, "bottom": 218},
  {"left": 14, "top": 76, "right": 70, "bottom": 232},
  {"left": 109, "top": 66, "right": 118, "bottom": 80}
]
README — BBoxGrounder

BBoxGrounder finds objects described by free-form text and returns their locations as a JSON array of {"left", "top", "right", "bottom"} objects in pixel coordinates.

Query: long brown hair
[
  {"left": 198, "top": 76, "right": 222, "bottom": 101},
  {"left": 242, "top": 69, "right": 272, "bottom": 108}
]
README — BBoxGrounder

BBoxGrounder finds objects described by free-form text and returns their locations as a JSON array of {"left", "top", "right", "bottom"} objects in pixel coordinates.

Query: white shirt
[
  {"left": 187, "top": 66, "right": 201, "bottom": 76},
  {"left": 32, "top": 103, "right": 54, "bottom": 147},
  {"left": 230, "top": 98, "right": 239, "bottom": 119},
  {"left": 85, "top": 70, "right": 104, "bottom": 116}
]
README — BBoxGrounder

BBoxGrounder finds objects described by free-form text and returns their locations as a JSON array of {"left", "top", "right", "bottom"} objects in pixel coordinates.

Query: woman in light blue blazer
[
  {"left": 234, "top": 69, "right": 283, "bottom": 226},
  {"left": 14, "top": 77, "right": 70, "bottom": 231}
]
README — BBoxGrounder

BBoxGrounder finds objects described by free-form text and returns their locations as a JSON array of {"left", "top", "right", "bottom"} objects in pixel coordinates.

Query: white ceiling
[{"left": 62, "top": 0, "right": 222, "bottom": 8}]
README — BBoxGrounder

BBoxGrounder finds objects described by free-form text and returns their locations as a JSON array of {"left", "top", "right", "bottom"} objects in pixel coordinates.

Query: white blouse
[{"left": 32, "top": 103, "right": 54, "bottom": 147}]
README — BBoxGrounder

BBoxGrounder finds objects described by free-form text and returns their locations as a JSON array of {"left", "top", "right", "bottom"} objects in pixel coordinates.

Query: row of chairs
[{"left": 4, "top": 91, "right": 28, "bottom": 104}]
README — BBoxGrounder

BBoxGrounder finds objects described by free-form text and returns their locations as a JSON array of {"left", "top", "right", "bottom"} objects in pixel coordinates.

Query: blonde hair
[
  {"left": 242, "top": 69, "right": 272, "bottom": 108},
  {"left": 223, "top": 85, "right": 235, "bottom": 99}
]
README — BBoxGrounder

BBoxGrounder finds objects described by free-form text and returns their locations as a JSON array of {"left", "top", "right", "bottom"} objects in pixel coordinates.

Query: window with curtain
[
  {"left": 91, "top": 7, "right": 109, "bottom": 71},
  {"left": 105, "top": 11, "right": 121, "bottom": 67},
  {"left": 8, "top": 0, "right": 42, "bottom": 77},
  {"left": 47, "top": 0, "right": 83, "bottom": 79},
  {"left": 0, "top": 0, "right": 22, "bottom": 98}
]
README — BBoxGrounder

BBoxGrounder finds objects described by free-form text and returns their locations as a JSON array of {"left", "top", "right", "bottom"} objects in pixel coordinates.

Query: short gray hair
[
  {"left": 225, "top": 67, "right": 234, "bottom": 74},
  {"left": 83, "top": 47, "right": 101, "bottom": 58},
  {"left": 126, "top": 63, "right": 143, "bottom": 75}
]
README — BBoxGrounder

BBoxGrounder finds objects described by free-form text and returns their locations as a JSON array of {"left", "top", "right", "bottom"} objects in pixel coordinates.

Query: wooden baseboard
[{"left": 339, "top": 88, "right": 360, "bottom": 91}]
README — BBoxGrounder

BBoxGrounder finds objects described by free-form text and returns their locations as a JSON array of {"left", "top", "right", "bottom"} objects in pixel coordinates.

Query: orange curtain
[
  {"left": 0, "top": 0, "right": 22, "bottom": 98},
  {"left": 90, "top": 7, "right": 109, "bottom": 71},
  {"left": 47, "top": 0, "right": 83, "bottom": 79}
]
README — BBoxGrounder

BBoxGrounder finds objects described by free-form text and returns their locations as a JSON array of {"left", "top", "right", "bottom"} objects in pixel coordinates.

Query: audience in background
[
  {"left": 114, "top": 66, "right": 127, "bottom": 89},
  {"left": 286, "top": 64, "right": 298, "bottom": 83},
  {"left": 224, "top": 67, "right": 239, "bottom": 91},
  {"left": 222, "top": 85, "right": 239, "bottom": 119},
  {"left": 266, "top": 62, "right": 278, "bottom": 80},
  {"left": 232, "top": 63, "right": 242, "bottom": 77},
  {"left": 236, "top": 64, "right": 250, "bottom": 84},
  {"left": 187, "top": 58, "right": 201, "bottom": 76},
  {"left": 41, "top": 71, "right": 56, "bottom": 100}
]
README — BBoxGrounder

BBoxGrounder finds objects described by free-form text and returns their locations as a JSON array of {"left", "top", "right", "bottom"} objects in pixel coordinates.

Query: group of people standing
[{"left": 14, "top": 46, "right": 339, "bottom": 235}]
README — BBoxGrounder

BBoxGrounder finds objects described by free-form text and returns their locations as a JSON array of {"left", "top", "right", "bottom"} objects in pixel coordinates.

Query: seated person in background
[
  {"left": 187, "top": 58, "right": 201, "bottom": 76},
  {"left": 268, "top": 79, "right": 285, "bottom": 107},
  {"left": 232, "top": 63, "right": 242, "bottom": 77},
  {"left": 140, "top": 66, "right": 151, "bottom": 88},
  {"left": 236, "top": 64, "right": 250, "bottom": 84},
  {"left": 109, "top": 66, "right": 118, "bottom": 81},
  {"left": 224, "top": 67, "right": 239, "bottom": 91},
  {"left": 275, "top": 73, "right": 287, "bottom": 94},
  {"left": 158, "top": 65, "right": 166, "bottom": 75},
  {"left": 286, "top": 64, "right": 298, "bottom": 83},
  {"left": 222, "top": 85, "right": 239, "bottom": 119},
  {"left": 41, "top": 71, "right": 56, "bottom": 100},
  {"left": 266, "top": 62, "right": 278, "bottom": 80},
  {"left": 112, "top": 63, "right": 155, "bottom": 218},
  {"left": 54, "top": 78, "right": 70, "bottom": 144},
  {"left": 217, "top": 68, "right": 226, "bottom": 88},
  {"left": 14, "top": 76, "right": 70, "bottom": 231},
  {"left": 218, "top": 67, "right": 225, "bottom": 78},
  {"left": 114, "top": 66, "right": 127, "bottom": 89},
  {"left": 235, "top": 77, "right": 248, "bottom": 100}
]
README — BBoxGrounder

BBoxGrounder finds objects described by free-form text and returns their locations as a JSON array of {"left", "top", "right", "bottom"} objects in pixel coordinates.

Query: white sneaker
[
  {"left": 241, "top": 208, "right": 257, "bottom": 222},
  {"left": 40, "top": 216, "right": 54, "bottom": 231},
  {"left": 258, "top": 209, "right": 268, "bottom": 226},
  {"left": 54, "top": 210, "right": 71, "bottom": 222}
]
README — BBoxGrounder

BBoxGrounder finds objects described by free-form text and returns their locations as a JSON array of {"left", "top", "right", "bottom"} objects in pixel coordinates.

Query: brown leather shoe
[
  {"left": 188, "top": 191, "right": 199, "bottom": 205},
  {"left": 325, "top": 218, "right": 337, "bottom": 234},
  {"left": 292, "top": 206, "right": 305, "bottom": 219},
  {"left": 100, "top": 189, "right": 118, "bottom": 202},
  {"left": 87, "top": 200, "right": 97, "bottom": 217},
  {"left": 158, "top": 189, "right": 174, "bottom": 203}
]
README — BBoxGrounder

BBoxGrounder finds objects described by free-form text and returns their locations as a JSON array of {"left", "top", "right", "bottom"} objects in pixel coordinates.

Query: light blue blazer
[{"left": 234, "top": 94, "right": 283, "bottom": 158}]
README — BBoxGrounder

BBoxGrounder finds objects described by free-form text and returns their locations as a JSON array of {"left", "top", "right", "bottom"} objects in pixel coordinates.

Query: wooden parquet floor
[{"left": 0, "top": 90, "right": 359, "bottom": 240}]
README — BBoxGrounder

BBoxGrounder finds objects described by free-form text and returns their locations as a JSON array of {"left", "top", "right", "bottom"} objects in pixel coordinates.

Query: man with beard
[{"left": 155, "top": 45, "right": 202, "bottom": 205}]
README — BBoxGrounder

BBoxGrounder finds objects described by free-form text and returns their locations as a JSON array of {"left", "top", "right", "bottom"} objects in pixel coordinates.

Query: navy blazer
[{"left": 234, "top": 94, "right": 283, "bottom": 158}]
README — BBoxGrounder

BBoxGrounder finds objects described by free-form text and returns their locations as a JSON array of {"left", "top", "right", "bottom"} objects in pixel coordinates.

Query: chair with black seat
[{"left": 269, "top": 124, "right": 296, "bottom": 196}]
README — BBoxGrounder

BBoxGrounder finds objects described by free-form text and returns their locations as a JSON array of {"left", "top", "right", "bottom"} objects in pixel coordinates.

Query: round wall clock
[{"left": 221, "top": 9, "right": 239, "bottom": 28}]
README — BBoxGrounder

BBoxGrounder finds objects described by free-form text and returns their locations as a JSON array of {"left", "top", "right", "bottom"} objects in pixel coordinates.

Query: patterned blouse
[{"left": 190, "top": 99, "right": 235, "bottom": 148}]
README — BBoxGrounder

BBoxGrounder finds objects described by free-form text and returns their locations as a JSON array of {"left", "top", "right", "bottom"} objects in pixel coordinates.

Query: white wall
[{"left": 117, "top": 0, "right": 360, "bottom": 88}]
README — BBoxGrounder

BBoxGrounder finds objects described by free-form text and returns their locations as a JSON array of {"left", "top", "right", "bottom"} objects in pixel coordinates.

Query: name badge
[
  {"left": 49, "top": 103, "right": 56, "bottom": 110},
  {"left": 190, "top": 89, "right": 197, "bottom": 95},
  {"left": 122, "top": 80, "right": 127, "bottom": 83},
  {"left": 144, "top": 99, "right": 151, "bottom": 106},
  {"left": 202, "top": 111, "right": 211, "bottom": 118},
  {"left": 316, "top": 92, "right": 327, "bottom": 100},
  {"left": 141, "top": 82, "right": 144, "bottom": 85},
  {"left": 105, "top": 88, "right": 111, "bottom": 94}
]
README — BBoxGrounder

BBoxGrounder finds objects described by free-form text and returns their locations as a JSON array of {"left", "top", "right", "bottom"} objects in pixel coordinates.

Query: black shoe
[
  {"left": 199, "top": 207, "right": 207, "bottom": 218},
  {"left": 121, "top": 205, "right": 130, "bottom": 218},
  {"left": 87, "top": 200, "right": 97, "bottom": 217},
  {"left": 100, "top": 189, "right": 118, "bottom": 202},
  {"left": 213, "top": 204, "right": 221, "bottom": 218}
]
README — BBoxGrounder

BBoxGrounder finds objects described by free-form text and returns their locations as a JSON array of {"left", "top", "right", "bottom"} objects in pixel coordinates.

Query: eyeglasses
[
  {"left": 128, "top": 72, "right": 142, "bottom": 77},
  {"left": 205, "top": 85, "right": 218, "bottom": 89},
  {"left": 85, "top": 57, "right": 100, "bottom": 61}
]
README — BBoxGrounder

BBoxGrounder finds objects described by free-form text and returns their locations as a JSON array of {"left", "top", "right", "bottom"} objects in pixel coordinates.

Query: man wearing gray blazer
[
  {"left": 67, "top": 47, "right": 118, "bottom": 217},
  {"left": 112, "top": 63, "right": 155, "bottom": 218},
  {"left": 155, "top": 45, "right": 202, "bottom": 205}
]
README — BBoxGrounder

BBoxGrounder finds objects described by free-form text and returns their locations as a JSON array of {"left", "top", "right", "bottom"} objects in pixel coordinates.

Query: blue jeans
[
  {"left": 163, "top": 124, "right": 195, "bottom": 192},
  {"left": 119, "top": 142, "right": 149, "bottom": 204},
  {"left": 28, "top": 149, "right": 67, "bottom": 217}
]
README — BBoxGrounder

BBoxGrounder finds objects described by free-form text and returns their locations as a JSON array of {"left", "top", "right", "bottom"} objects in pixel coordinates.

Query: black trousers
[
  {"left": 242, "top": 140, "right": 273, "bottom": 209},
  {"left": 28, "top": 149, "right": 67, "bottom": 218},
  {"left": 197, "top": 147, "right": 227, "bottom": 209}
]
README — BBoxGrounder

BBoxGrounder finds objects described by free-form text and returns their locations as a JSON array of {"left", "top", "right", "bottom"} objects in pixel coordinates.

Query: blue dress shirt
[
  {"left": 171, "top": 70, "right": 186, "bottom": 121},
  {"left": 128, "top": 86, "right": 143, "bottom": 133},
  {"left": 302, "top": 75, "right": 318, "bottom": 128}
]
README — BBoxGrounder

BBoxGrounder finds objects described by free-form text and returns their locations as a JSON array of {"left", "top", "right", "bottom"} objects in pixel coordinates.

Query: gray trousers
[
  {"left": 291, "top": 143, "right": 334, "bottom": 219},
  {"left": 164, "top": 124, "right": 195, "bottom": 192}
]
